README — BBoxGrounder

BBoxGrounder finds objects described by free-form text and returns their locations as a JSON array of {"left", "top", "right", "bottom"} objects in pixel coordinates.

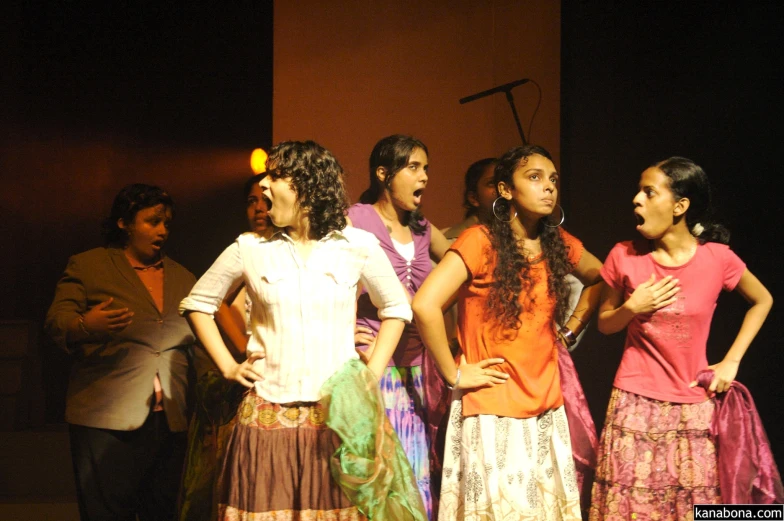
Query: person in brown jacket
[{"left": 46, "top": 183, "right": 196, "bottom": 521}]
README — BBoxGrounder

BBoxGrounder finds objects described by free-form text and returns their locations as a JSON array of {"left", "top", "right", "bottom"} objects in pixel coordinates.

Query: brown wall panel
[{"left": 273, "top": 0, "right": 561, "bottom": 229}]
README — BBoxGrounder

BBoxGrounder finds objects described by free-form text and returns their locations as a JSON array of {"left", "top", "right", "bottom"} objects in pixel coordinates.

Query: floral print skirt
[
  {"left": 589, "top": 388, "right": 720, "bottom": 521},
  {"left": 438, "top": 394, "right": 581, "bottom": 520}
]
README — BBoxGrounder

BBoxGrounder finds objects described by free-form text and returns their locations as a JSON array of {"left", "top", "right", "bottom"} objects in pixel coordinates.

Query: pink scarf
[{"left": 696, "top": 370, "right": 783, "bottom": 504}]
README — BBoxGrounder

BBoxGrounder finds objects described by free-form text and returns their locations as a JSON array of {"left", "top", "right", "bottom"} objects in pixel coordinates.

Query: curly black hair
[
  {"left": 485, "top": 145, "right": 573, "bottom": 337},
  {"left": 265, "top": 140, "right": 348, "bottom": 239},
  {"left": 359, "top": 134, "right": 429, "bottom": 235},
  {"left": 102, "top": 184, "right": 174, "bottom": 246}
]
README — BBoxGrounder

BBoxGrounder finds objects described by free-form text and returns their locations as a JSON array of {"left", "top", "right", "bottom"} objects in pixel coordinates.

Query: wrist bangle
[
  {"left": 78, "top": 315, "right": 90, "bottom": 335},
  {"left": 559, "top": 326, "right": 576, "bottom": 347},
  {"left": 447, "top": 368, "right": 461, "bottom": 390}
]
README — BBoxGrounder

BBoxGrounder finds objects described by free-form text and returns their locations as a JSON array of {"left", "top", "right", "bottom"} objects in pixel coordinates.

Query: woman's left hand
[{"left": 691, "top": 359, "right": 739, "bottom": 393}]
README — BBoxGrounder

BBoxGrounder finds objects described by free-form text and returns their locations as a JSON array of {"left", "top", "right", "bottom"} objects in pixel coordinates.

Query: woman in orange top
[{"left": 413, "top": 144, "right": 603, "bottom": 520}]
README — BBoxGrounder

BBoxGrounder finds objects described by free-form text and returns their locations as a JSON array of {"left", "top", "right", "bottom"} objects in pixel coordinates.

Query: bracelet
[
  {"left": 447, "top": 368, "right": 461, "bottom": 390},
  {"left": 570, "top": 314, "right": 586, "bottom": 325},
  {"left": 559, "top": 326, "right": 577, "bottom": 347},
  {"left": 78, "top": 315, "right": 91, "bottom": 336}
]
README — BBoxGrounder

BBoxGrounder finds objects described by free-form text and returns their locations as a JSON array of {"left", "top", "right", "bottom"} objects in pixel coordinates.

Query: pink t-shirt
[{"left": 601, "top": 240, "right": 746, "bottom": 403}]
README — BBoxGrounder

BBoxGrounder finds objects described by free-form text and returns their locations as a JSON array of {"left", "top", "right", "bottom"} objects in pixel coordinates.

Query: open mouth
[
  {"left": 413, "top": 188, "right": 425, "bottom": 206},
  {"left": 634, "top": 212, "right": 645, "bottom": 227}
]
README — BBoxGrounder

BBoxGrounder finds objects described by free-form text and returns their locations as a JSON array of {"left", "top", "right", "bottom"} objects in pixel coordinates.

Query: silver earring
[
  {"left": 492, "top": 197, "right": 516, "bottom": 223},
  {"left": 543, "top": 204, "right": 565, "bottom": 228}
]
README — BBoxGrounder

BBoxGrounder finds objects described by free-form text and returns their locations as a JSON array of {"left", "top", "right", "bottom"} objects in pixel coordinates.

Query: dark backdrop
[
  {"left": 561, "top": 1, "right": 783, "bottom": 465},
  {"left": 1, "top": 1, "right": 274, "bottom": 423}
]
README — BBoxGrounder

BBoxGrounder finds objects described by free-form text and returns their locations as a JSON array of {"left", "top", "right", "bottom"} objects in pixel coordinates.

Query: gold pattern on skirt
[{"left": 221, "top": 505, "right": 364, "bottom": 520}]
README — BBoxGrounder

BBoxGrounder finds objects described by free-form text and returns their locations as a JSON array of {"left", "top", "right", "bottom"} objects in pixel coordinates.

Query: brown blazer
[{"left": 45, "top": 247, "right": 196, "bottom": 432}]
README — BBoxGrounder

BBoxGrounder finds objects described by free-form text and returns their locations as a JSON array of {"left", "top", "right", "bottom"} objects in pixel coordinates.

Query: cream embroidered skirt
[{"left": 438, "top": 395, "right": 582, "bottom": 520}]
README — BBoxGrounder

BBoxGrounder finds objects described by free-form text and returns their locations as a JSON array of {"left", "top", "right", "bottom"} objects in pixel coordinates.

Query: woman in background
[
  {"left": 178, "top": 173, "right": 274, "bottom": 521},
  {"left": 348, "top": 134, "right": 451, "bottom": 518},
  {"left": 442, "top": 157, "right": 497, "bottom": 240}
]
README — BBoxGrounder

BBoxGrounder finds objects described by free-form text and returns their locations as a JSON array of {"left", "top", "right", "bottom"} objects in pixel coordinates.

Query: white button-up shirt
[{"left": 180, "top": 227, "right": 412, "bottom": 403}]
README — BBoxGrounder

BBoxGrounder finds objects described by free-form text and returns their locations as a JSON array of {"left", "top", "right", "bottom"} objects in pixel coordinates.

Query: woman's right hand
[
  {"left": 224, "top": 359, "right": 264, "bottom": 388},
  {"left": 81, "top": 297, "right": 134, "bottom": 335},
  {"left": 454, "top": 354, "right": 509, "bottom": 390},
  {"left": 354, "top": 325, "right": 376, "bottom": 364},
  {"left": 625, "top": 273, "right": 680, "bottom": 314}
]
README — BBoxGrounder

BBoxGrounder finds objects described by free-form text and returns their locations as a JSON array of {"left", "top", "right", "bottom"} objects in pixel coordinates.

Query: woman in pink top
[{"left": 590, "top": 157, "right": 774, "bottom": 519}]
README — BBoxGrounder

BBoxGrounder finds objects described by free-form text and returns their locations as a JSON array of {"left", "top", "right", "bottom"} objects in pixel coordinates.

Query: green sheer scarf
[{"left": 320, "top": 359, "right": 428, "bottom": 521}]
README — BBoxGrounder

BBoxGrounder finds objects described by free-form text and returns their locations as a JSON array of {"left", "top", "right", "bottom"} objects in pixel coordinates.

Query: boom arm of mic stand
[{"left": 505, "top": 90, "right": 527, "bottom": 145}]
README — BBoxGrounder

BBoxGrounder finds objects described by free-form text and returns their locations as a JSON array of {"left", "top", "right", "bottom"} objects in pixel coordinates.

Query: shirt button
[{"left": 156, "top": 319, "right": 163, "bottom": 324}]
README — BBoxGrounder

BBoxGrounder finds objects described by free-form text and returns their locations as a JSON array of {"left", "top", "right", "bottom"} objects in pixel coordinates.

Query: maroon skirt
[
  {"left": 216, "top": 391, "right": 366, "bottom": 521},
  {"left": 589, "top": 387, "right": 720, "bottom": 521}
]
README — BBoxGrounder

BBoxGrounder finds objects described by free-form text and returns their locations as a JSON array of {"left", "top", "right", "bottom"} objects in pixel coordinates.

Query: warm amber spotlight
[{"left": 250, "top": 148, "right": 268, "bottom": 174}]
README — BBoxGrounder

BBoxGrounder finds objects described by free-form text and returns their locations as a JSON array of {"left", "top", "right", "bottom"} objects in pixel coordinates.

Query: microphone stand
[
  {"left": 459, "top": 77, "right": 530, "bottom": 145},
  {"left": 504, "top": 90, "right": 527, "bottom": 145}
]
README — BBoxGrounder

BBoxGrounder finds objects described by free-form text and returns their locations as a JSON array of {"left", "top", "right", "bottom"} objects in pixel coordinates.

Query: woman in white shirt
[{"left": 180, "top": 140, "right": 427, "bottom": 521}]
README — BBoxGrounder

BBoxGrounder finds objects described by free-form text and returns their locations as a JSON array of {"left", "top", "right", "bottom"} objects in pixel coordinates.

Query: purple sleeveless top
[{"left": 348, "top": 203, "right": 432, "bottom": 367}]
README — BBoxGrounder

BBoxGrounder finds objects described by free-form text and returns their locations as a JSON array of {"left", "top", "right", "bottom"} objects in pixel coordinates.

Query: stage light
[{"left": 250, "top": 148, "right": 268, "bottom": 174}]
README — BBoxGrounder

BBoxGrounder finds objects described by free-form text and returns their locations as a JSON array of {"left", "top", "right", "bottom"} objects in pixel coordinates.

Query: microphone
[{"left": 459, "top": 78, "right": 530, "bottom": 104}]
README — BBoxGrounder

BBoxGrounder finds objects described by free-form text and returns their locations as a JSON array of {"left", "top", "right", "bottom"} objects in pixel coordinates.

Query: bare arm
[
  {"left": 214, "top": 286, "right": 249, "bottom": 355},
  {"left": 429, "top": 226, "right": 451, "bottom": 262},
  {"left": 365, "top": 319, "right": 406, "bottom": 379},
  {"left": 412, "top": 251, "right": 507, "bottom": 389},
  {"left": 562, "top": 249, "right": 604, "bottom": 336},
  {"left": 698, "top": 269, "right": 773, "bottom": 392},
  {"left": 186, "top": 311, "right": 261, "bottom": 387}
]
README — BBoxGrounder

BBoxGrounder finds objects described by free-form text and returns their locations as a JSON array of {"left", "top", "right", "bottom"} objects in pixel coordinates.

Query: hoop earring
[
  {"left": 543, "top": 204, "right": 565, "bottom": 228},
  {"left": 492, "top": 197, "right": 516, "bottom": 223}
]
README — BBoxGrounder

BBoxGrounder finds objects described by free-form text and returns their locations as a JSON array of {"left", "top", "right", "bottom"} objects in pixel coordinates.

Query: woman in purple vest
[{"left": 348, "top": 134, "right": 451, "bottom": 519}]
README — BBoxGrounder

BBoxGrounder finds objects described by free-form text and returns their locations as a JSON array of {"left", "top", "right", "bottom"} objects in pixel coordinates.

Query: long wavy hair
[
  {"left": 266, "top": 140, "right": 348, "bottom": 239},
  {"left": 359, "top": 134, "right": 428, "bottom": 235},
  {"left": 655, "top": 156, "right": 729, "bottom": 244},
  {"left": 485, "top": 145, "right": 573, "bottom": 336}
]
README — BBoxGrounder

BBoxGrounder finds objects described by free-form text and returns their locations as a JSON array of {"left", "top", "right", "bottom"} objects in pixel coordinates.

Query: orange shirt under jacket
[{"left": 450, "top": 226, "right": 584, "bottom": 419}]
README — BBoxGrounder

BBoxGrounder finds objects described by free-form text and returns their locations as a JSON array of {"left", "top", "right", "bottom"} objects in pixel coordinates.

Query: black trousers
[{"left": 69, "top": 411, "right": 187, "bottom": 521}]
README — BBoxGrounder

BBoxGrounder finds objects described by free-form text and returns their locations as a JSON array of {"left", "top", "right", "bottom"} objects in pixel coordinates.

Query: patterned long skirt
[
  {"left": 217, "top": 393, "right": 366, "bottom": 521},
  {"left": 380, "top": 365, "right": 433, "bottom": 519},
  {"left": 216, "top": 358, "right": 428, "bottom": 521},
  {"left": 438, "top": 395, "right": 581, "bottom": 520},
  {"left": 589, "top": 388, "right": 720, "bottom": 521}
]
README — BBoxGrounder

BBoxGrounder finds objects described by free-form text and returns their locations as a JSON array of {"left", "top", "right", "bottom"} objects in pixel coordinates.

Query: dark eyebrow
[{"left": 523, "top": 167, "right": 558, "bottom": 176}]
